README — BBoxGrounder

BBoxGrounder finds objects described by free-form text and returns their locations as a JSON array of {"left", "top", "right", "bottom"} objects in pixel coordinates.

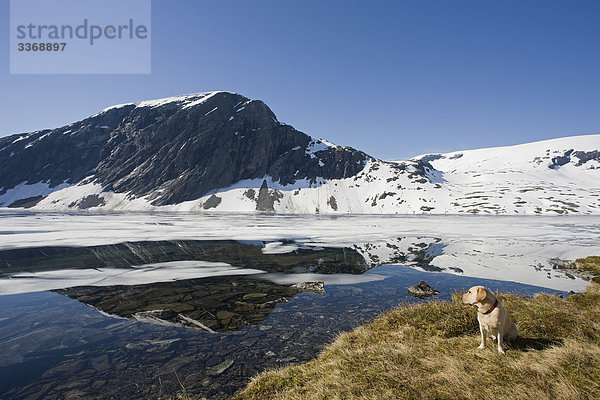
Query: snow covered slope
[
  {"left": 25, "top": 134, "right": 599, "bottom": 214},
  {"left": 0, "top": 91, "right": 598, "bottom": 214},
  {"left": 412, "top": 135, "right": 600, "bottom": 214}
]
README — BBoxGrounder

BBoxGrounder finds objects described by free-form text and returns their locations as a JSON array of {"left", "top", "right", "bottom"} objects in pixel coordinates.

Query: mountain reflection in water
[{"left": 54, "top": 276, "right": 323, "bottom": 332}]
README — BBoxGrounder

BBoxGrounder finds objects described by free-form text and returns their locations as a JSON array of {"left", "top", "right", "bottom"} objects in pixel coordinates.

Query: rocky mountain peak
[{"left": 0, "top": 91, "right": 371, "bottom": 207}]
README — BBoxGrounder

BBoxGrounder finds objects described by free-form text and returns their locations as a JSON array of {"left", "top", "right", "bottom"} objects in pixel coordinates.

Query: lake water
[{"left": 1, "top": 211, "right": 599, "bottom": 399}]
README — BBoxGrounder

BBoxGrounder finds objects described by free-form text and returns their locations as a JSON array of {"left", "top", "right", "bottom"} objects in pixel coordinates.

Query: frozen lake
[
  {"left": 1, "top": 211, "right": 599, "bottom": 292},
  {"left": 0, "top": 211, "right": 599, "bottom": 399}
]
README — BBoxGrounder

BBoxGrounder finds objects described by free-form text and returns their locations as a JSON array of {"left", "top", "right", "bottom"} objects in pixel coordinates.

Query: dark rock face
[
  {"left": 0, "top": 104, "right": 134, "bottom": 194},
  {"left": 548, "top": 149, "right": 600, "bottom": 169},
  {"left": 550, "top": 149, "right": 574, "bottom": 169},
  {"left": 69, "top": 194, "right": 106, "bottom": 209},
  {"left": 202, "top": 195, "right": 222, "bottom": 210},
  {"left": 327, "top": 195, "right": 338, "bottom": 211},
  {"left": 256, "top": 180, "right": 283, "bottom": 212},
  {"left": 6, "top": 195, "right": 44, "bottom": 208},
  {"left": 573, "top": 150, "right": 600, "bottom": 166},
  {"left": 0, "top": 92, "right": 371, "bottom": 206}
]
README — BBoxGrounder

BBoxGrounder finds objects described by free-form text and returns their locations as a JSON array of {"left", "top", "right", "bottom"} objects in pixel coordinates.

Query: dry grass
[{"left": 236, "top": 256, "right": 600, "bottom": 400}]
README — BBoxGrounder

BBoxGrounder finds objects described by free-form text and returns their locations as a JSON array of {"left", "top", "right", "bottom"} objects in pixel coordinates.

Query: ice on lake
[{"left": 1, "top": 211, "right": 599, "bottom": 293}]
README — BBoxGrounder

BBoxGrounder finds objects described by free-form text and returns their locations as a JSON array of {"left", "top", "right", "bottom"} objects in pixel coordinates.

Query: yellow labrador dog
[{"left": 462, "top": 286, "right": 518, "bottom": 354}]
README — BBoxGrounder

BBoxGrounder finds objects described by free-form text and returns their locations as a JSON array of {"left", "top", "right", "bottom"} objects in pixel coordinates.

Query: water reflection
[
  {"left": 0, "top": 266, "right": 566, "bottom": 400},
  {"left": 55, "top": 276, "right": 322, "bottom": 332},
  {"left": 0, "top": 239, "right": 367, "bottom": 275},
  {"left": 0, "top": 238, "right": 447, "bottom": 295}
]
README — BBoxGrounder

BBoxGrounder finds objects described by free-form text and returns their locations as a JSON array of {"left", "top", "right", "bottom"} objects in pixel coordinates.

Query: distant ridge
[{"left": 0, "top": 92, "right": 598, "bottom": 214}]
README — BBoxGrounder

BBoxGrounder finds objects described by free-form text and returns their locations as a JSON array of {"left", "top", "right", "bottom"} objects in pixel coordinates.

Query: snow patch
[
  {"left": 306, "top": 139, "right": 335, "bottom": 157},
  {"left": 0, "top": 180, "right": 71, "bottom": 207},
  {"left": 136, "top": 91, "right": 222, "bottom": 109},
  {"left": 11, "top": 134, "right": 33, "bottom": 144},
  {"left": 181, "top": 91, "right": 220, "bottom": 109},
  {"left": 262, "top": 241, "right": 299, "bottom": 254},
  {"left": 204, "top": 107, "right": 218, "bottom": 116}
]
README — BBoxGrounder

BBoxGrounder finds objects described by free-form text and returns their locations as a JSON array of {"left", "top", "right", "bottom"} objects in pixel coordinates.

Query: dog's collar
[{"left": 480, "top": 299, "right": 498, "bottom": 315}]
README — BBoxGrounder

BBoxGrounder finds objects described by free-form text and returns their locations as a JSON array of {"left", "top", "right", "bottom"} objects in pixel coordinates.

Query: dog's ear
[{"left": 476, "top": 287, "right": 487, "bottom": 302}]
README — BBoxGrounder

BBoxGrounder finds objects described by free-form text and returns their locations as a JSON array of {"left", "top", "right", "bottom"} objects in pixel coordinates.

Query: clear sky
[{"left": 1, "top": 0, "right": 599, "bottom": 160}]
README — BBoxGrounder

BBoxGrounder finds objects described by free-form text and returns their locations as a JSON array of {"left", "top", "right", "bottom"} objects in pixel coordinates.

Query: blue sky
[{"left": 1, "top": 0, "right": 599, "bottom": 159}]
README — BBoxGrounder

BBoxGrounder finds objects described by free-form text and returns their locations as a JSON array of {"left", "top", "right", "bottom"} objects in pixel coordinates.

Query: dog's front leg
[
  {"left": 478, "top": 324, "right": 486, "bottom": 349},
  {"left": 497, "top": 326, "right": 505, "bottom": 354}
]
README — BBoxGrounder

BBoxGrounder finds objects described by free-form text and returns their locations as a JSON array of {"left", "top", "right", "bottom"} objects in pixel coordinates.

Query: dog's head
[{"left": 462, "top": 286, "right": 488, "bottom": 306}]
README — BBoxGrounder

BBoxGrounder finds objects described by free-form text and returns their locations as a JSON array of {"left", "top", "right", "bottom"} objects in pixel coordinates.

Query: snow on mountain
[
  {"left": 93, "top": 91, "right": 227, "bottom": 115},
  {"left": 0, "top": 180, "right": 71, "bottom": 208},
  {"left": 412, "top": 135, "right": 600, "bottom": 214},
  {"left": 28, "top": 134, "right": 600, "bottom": 214},
  {"left": 0, "top": 91, "right": 598, "bottom": 214}
]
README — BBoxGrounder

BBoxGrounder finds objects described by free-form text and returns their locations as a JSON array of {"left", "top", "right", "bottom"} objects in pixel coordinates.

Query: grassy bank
[{"left": 237, "top": 257, "right": 600, "bottom": 400}]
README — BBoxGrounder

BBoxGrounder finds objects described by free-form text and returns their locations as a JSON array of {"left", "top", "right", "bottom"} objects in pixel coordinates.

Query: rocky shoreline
[{"left": 547, "top": 258, "right": 600, "bottom": 283}]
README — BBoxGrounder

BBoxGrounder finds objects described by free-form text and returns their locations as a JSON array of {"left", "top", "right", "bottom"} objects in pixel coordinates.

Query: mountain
[
  {"left": 0, "top": 91, "right": 598, "bottom": 214},
  {"left": 411, "top": 136, "right": 600, "bottom": 214}
]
